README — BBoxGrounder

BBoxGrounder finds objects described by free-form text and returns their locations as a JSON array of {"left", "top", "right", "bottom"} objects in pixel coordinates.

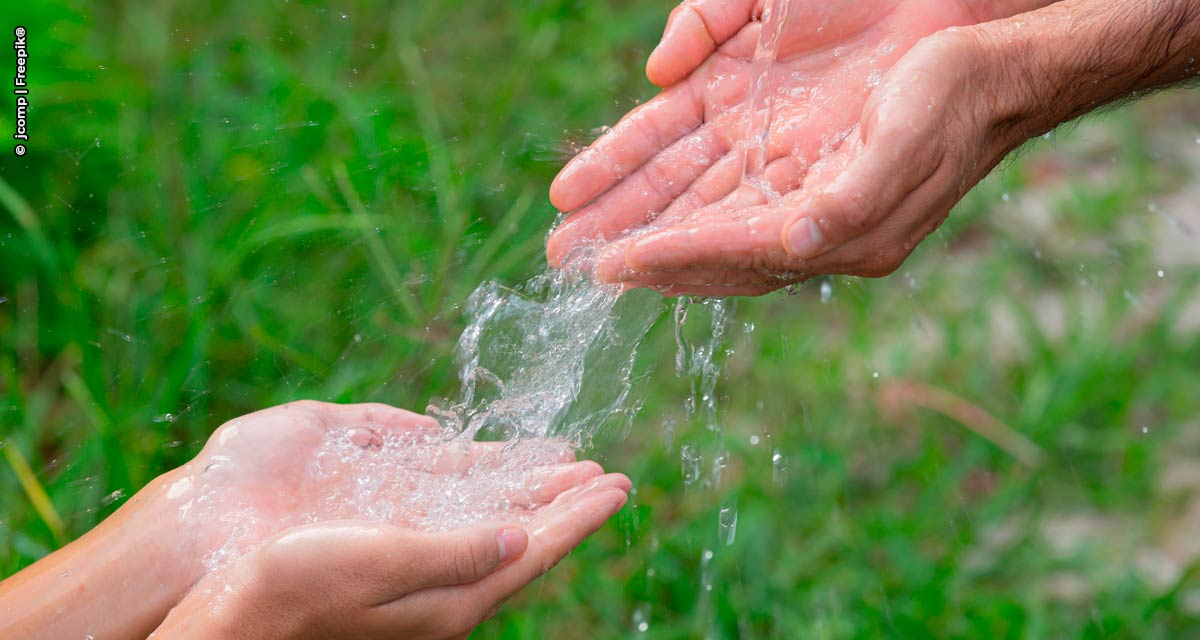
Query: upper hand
[{"left": 546, "top": 0, "right": 1004, "bottom": 295}]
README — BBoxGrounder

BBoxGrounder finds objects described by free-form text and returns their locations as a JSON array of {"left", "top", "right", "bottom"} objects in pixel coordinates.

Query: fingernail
[
  {"left": 497, "top": 527, "right": 528, "bottom": 563},
  {"left": 786, "top": 217, "right": 825, "bottom": 259}
]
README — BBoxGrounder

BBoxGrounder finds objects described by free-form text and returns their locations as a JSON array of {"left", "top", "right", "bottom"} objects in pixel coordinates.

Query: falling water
[
  {"left": 183, "top": 253, "right": 667, "bottom": 571},
  {"left": 740, "top": 0, "right": 793, "bottom": 198},
  {"left": 427, "top": 262, "right": 662, "bottom": 444},
  {"left": 182, "top": 0, "right": 797, "bottom": 576}
]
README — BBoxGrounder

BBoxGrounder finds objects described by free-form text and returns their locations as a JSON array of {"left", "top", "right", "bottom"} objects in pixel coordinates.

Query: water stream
[{"left": 740, "top": 0, "right": 793, "bottom": 199}]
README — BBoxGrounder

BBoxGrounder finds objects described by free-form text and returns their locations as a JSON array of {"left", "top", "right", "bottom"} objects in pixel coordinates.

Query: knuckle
[
  {"left": 639, "top": 161, "right": 675, "bottom": 202},
  {"left": 451, "top": 537, "right": 489, "bottom": 583},
  {"left": 629, "top": 113, "right": 663, "bottom": 149},
  {"left": 830, "top": 189, "right": 876, "bottom": 235}
]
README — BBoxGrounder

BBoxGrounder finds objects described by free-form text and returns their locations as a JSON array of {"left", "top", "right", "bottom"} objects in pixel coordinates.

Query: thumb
[
  {"left": 782, "top": 132, "right": 934, "bottom": 260},
  {"left": 646, "top": 0, "right": 758, "bottom": 87},
  {"left": 401, "top": 525, "right": 529, "bottom": 590}
]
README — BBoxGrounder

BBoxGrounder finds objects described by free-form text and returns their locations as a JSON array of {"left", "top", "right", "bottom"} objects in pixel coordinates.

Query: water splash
[
  {"left": 182, "top": 256, "right": 666, "bottom": 572},
  {"left": 429, "top": 264, "right": 662, "bottom": 444}
]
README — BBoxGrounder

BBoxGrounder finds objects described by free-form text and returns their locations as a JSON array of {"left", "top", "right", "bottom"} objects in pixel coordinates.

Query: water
[
  {"left": 718, "top": 506, "right": 738, "bottom": 545},
  {"left": 183, "top": 256, "right": 665, "bottom": 572},
  {"left": 182, "top": 0, "right": 796, "bottom": 576},
  {"left": 428, "top": 262, "right": 661, "bottom": 444},
  {"left": 740, "top": 0, "right": 793, "bottom": 198}
]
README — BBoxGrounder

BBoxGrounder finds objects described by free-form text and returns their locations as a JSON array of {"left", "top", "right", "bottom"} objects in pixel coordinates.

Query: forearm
[
  {"left": 976, "top": 0, "right": 1200, "bottom": 140},
  {"left": 0, "top": 471, "right": 200, "bottom": 640}
]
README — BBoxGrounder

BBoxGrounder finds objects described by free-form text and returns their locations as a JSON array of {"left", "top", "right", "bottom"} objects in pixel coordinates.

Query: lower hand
[
  {"left": 152, "top": 472, "right": 630, "bottom": 639},
  {"left": 0, "top": 401, "right": 623, "bottom": 640}
]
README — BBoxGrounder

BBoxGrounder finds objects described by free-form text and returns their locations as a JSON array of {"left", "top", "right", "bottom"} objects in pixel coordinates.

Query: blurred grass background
[{"left": 2, "top": 1, "right": 1200, "bottom": 637}]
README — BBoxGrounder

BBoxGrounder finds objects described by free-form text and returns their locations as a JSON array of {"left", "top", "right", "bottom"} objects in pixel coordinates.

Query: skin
[
  {"left": 152, "top": 476, "right": 629, "bottom": 639},
  {"left": 0, "top": 401, "right": 629, "bottom": 639},
  {"left": 547, "top": 0, "right": 1200, "bottom": 296}
]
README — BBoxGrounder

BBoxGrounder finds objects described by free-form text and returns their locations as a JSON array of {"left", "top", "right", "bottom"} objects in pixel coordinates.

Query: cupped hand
[
  {"left": 163, "top": 401, "right": 604, "bottom": 575},
  {"left": 545, "top": 0, "right": 989, "bottom": 294},
  {"left": 593, "top": 28, "right": 1027, "bottom": 295},
  {"left": 152, "top": 472, "right": 631, "bottom": 639}
]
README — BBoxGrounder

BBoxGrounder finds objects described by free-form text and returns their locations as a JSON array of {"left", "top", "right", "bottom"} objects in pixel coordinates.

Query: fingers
[
  {"left": 264, "top": 523, "right": 525, "bottom": 603},
  {"left": 371, "top": 474, "right": 631, "bottom": 636},
  {"left": 548, "top": 128, "right": 728, "bottom": 266},
  {"left": 441, "top": 473, "right": 629, "bottom": 614},
  {"left": 549, "top": 83, "right": 706, "bottom": 213},
  {"left": 334, "top": 402, "right": 441, "bottom": 435},
  {"left": 503, "top": 461, "right": 605, "bottom": 507},
  {"left": 471, "top": 473, "right": 630, "bottom": 602},
  {"left": 398, "top": 525, "right": 530, "bottom": 591},
  {"left": 646, "top": 0, "right": 760, "bottom": 87},
  {"left": 600, "top": 204, "right": 792, "bottom": 277},
  {"left": 780, "top": 137, "right": 934, "bottom": 261},
  {"left": 795, "top": 163, "right": 963, "bottom": 278}
]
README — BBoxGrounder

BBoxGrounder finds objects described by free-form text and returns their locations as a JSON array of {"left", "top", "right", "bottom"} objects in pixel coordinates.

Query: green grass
[{"left": 3, "top": 1, "right": 1200, "bottom": 637}]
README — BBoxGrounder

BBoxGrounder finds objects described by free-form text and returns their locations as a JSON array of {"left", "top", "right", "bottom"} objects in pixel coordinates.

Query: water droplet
[
  {"left": 772, "top": 448, "right": 788, "bottom": 486},
  {"left": 711, "top": 451, "right": 729, "bottom": 488},
  {"left": 749, "top": 434, "right": 760, "bottom": 446},
  {"left": 1157, "top": 270, "right": 1165, "bottom": 278},
  {"left": 820, "top": 279, "right": 832, "bottom": 304},
  {"left": 681, "top": 445, "right": 701, "bottom": 485},
  {"left": 632, "top": 603, "right": 650, "bottom": 633},
  {"left": 718, "top": 507, "right": 738, "bottom": 545},
  {"left": 700, "top": 548, "right": 715, "bottom": 592},
  {"left": 153, "top": 413, "right": 177, "bottom": 423},
  {"left": 1001, "top": 192, "right": 1011, "bottom": 202},
  {"left": 100, "top": 489, "right": 125, "bottom": 507}
]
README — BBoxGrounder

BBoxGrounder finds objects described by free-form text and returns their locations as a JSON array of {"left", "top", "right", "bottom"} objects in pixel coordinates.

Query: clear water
[
  {"left": 187, "top": 0, "right": 794, "bottom": 574},
  {"left": 188, "top": 255, "right": 667, "bottom": 571},
  {"left": 740, "top": 0, "right": 793, "bottom": 198}
]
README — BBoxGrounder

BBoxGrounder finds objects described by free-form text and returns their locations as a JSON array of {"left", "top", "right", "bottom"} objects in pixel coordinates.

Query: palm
[
  {"left": 175, "top": 402, "right": 589, "bottom": 565},
  {"left": 546, "top": 0, "right": 976, "bottom": 269}
]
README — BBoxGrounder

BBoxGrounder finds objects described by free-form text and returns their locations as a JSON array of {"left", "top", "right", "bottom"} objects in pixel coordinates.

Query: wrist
[
  {"left": 0, "top": 470, "right": 204, "bottom": 639},
  {"left": 966, "top": 0, "right": 1200, "bottom": 141}
]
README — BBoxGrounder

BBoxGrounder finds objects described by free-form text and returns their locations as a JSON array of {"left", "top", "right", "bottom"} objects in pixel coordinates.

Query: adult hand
[
  {"left": 589, "top": 27, "right": 1027, "bottom": 295},
  {"left": 545, "top": 0, "right": 1061, "bottom": 295},
  {"left": 151, "top": 473, "right": 630, "bottom": 639},
  {"left": 546, "top": 0, "right": 981, "bottom": 275}
]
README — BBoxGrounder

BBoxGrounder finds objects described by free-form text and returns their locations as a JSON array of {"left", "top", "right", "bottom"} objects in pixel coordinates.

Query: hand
[
  {"left": 168, "top": 401, "right": 601, "bottom": 569},
  {"left": 588, "top": 27, "right": 1030, "bottom": 295},
  {"left": 151, "top": 473, "right": 630, "bottom": 639},
  {"left": 0, "top": 401, "right": 616, "bottom": 640},
  {"left": 546, "top": 0, "right": 980, "bottom": 283}
]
